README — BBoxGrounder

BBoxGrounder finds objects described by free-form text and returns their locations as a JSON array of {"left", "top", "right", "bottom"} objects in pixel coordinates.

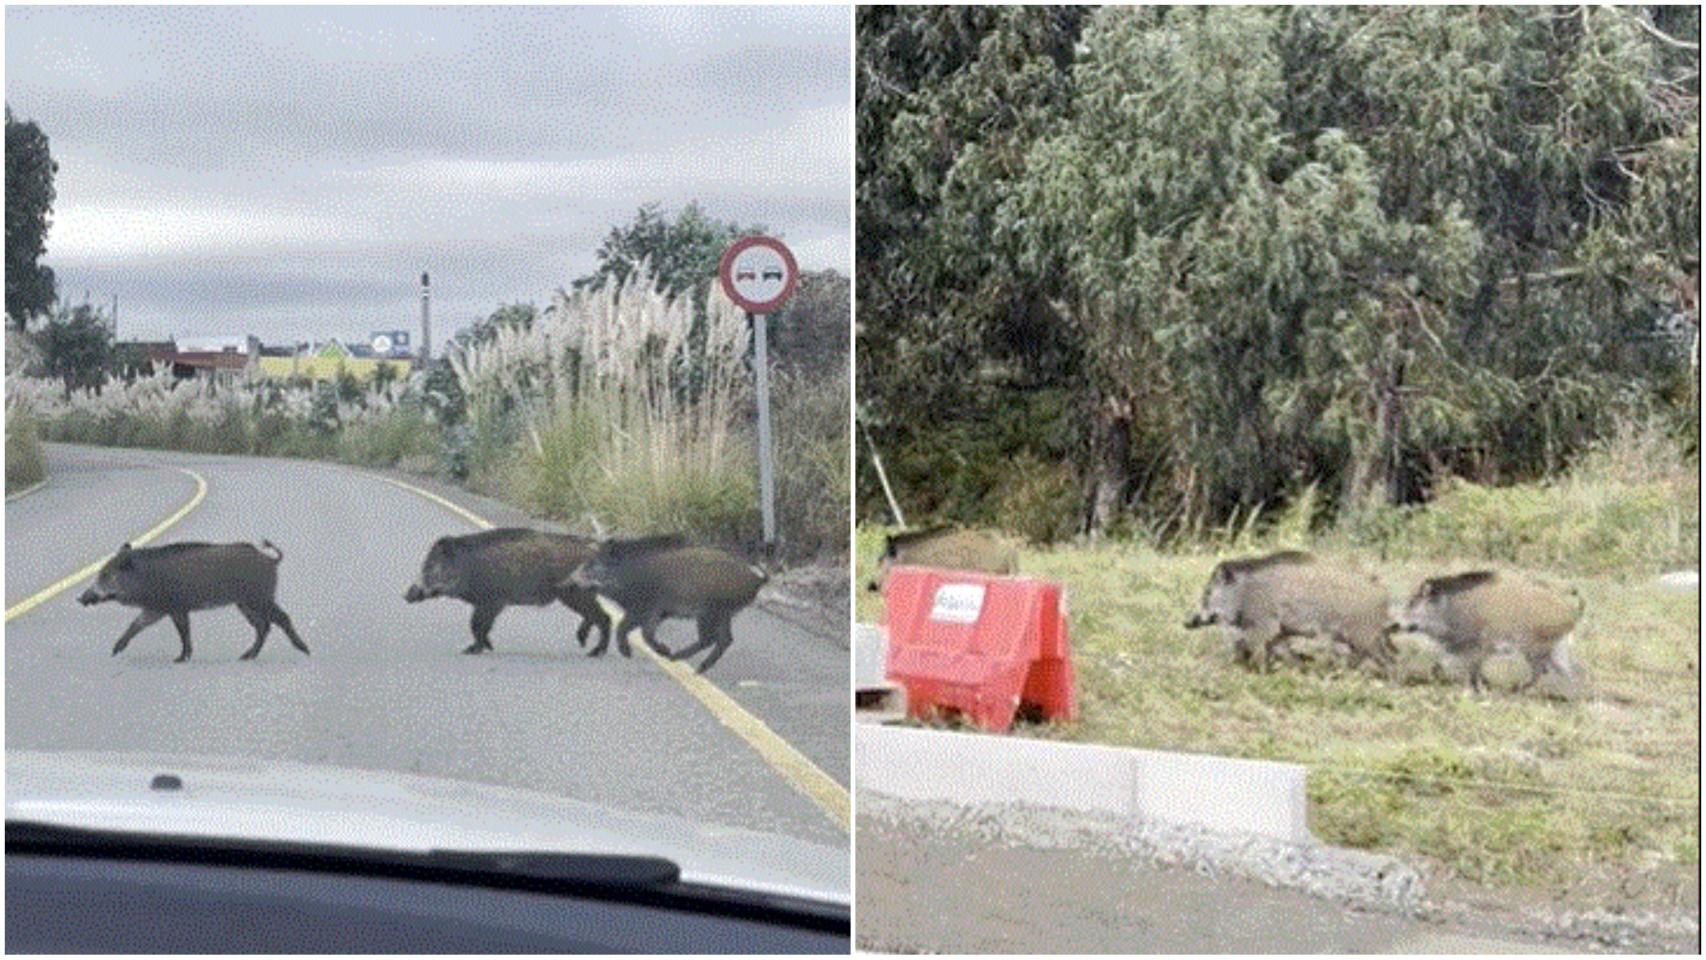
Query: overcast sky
[{"left": 5, "top": 5, "right": 851, "bottom": 343}]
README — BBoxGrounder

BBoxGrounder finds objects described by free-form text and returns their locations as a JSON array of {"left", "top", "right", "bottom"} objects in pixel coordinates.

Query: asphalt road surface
[
  {"left": 857, "top": 803, "right": 1612, "bottom": 954},
  {"left": 7, "top": 444, "right": 848, "bottom": 851}
]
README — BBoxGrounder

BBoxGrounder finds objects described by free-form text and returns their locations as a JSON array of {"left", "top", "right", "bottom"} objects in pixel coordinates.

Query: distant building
[
  {"left": 368, "top": 329, "right": 414, "bottom": 360},
  {"left": 254, "top": 337, "right": 410, "bottom": 383},
  {"left": 174, "top": 334, "right": 251, "bottom": 355}
]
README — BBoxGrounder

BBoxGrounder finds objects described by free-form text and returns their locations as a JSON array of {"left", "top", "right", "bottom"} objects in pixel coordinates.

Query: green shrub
[
  {"left": 336, "top": 404, "right": 441, "bottom": 467},
  {"left": 773, "top": 366, "right": 850, "bottom": 559},
  {"left": 995, "top": 454, "right": 1081, "bottom": 545},
  {"left": 1337, "top": 419, "right": 1699, "bottom": 576}
]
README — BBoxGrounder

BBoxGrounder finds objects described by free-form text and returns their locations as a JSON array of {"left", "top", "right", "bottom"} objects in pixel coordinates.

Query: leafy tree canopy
[{"left": 6, "top": 107, "right": 58, "bottom": 329}]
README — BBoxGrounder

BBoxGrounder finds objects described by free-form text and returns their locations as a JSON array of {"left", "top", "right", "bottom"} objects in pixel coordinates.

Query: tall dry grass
[
  {"left": 452, "top": 271, "right": 762, "bottom": 547},
  {"left": 5, "top": 396, "right": 47, "bottom": 493}
]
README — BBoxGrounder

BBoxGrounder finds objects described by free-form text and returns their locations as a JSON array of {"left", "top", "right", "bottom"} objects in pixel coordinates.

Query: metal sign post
[
  {"left": 751, "top": 310, "right": 777, "bottom": 549},
  {"left": 718, "top": 236, "right": 800, "bottom": 557}
]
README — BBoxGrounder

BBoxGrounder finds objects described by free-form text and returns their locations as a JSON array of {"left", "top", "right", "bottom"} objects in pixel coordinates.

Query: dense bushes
[{"left": 857, "top": 6, "right": 1700, "bottom": 543}]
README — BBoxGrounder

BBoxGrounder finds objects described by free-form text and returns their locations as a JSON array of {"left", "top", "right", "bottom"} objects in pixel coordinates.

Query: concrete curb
[
  {"left": 5, "top": 477, "right": 48, "bottom": 502},
  {"left": 856, "top": 723, "right": 1312, "bottom": 845},
  {"left": 854, "top": 623, "right": 889, "bottom": 692},
  {"left": 1657, "top": 570, "right": 1699, "bottom": 591}
]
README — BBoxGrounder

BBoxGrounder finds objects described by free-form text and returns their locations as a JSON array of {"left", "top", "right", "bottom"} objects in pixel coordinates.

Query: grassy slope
[{"left": 855, "top": 472, "right": 1700, "bottom": 915}]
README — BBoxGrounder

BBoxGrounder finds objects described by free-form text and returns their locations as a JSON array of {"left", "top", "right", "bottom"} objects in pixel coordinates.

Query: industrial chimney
[{"left": 419, "top": 272, "right": 432, "bottom": 366}]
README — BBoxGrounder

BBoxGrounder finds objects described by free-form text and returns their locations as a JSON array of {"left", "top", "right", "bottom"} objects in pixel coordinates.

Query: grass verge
[{"left": 854, "top": 442, "right": 1700, "bottom": 915}]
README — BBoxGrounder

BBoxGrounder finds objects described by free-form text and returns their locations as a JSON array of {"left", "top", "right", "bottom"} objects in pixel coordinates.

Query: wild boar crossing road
[{"left": 6, "top": 444, "right": 848, "bottom": 846}]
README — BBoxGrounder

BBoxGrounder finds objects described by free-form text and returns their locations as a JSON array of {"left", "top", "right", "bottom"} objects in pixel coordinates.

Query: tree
[
  {"left": 452, "top": 302, "right": 537, "bottom": 351},
  {"left": 6, "top": 107, "right": 58, "bottom": 329},
  {"left": 572, "top": 202, "right": 760, "bottom": 304},
  {"left": 856, "top": 5, "right": 1700, "bottom": 538},
  {"left": 771, "top": 269, "right": 849, "bottom": 378},
  {"left": 38, "top": 302, "right": 112, "bottom": 397}
]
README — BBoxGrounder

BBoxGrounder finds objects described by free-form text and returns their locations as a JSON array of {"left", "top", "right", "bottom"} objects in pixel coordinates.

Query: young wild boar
[
  {"left": 77, "top": 540, "right": 308, "bottom": 663},
  {"left": 567, "top": 535, "right": 765, "bottom": 674},
  {"left": 1397, "top": 570, "right": 1583, "bottom": 694},
  {"left": 1184, "top": 551, "right": 1395, "bottom": 673},
  {"left": 403, "top": 527, "right": 611, "bottom": 655},
  {"left": 866, "top": 526, "right": 1018, "bottom": 593}
]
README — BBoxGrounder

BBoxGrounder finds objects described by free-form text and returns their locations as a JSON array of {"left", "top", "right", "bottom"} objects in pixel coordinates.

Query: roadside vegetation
[
  {"left": 857, "top": 421, "right": 1700, "bottom": 915},
  {"left": 6, "top": 398, "right": 46, "bottom": 494},
  {"left": 5, "top": 204, "right": 848, "bottom": 566},
  {"left": 858, "top": 6, "right": 1699, "bottom": 540}
]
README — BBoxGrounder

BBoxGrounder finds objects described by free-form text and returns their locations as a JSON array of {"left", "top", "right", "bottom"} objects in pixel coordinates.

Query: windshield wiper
[{"left": 8, "top": 820, "right": 680, "bottom": 889}]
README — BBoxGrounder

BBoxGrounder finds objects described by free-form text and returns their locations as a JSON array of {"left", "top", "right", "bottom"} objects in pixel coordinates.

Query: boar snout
[
  {"left": 77, "top": 587, "right": 107, "bottom": 605},
  {"left": 404, "top": 584, "right": 429, "bottom": 603},
  {"left": 1183, "top": 612, "right": 1214, "bottom": 629}
]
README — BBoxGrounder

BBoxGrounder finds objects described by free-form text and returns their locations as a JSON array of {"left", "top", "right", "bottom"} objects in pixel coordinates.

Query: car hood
[{"left": 6, "top": 750, "right": 848, "bottom": 906}]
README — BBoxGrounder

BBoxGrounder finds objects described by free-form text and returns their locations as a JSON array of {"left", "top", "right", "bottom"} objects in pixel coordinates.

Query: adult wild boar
[
  {"left": 403, "top": 527, "right": 610, "bottom": 655},
  {"left": 866, "top": 526, "right": 1018, "bottom": 593},
  {"left": 1397, "top": 570, "right": 1583, "bottom": 694},
  {"left": 1184, "top": 550, "right": 1395, "bottom": 672},
  {"left": 567, "top": 535, "right": 765, "bottom": 674},
  {"left": 77, "top": 540, "right": 308, "bottom": 663}
]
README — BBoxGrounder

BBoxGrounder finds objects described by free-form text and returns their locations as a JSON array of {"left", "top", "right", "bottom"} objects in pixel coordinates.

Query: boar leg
[
  {"left": 169, "top": 612, "right": 192, "bottom": 663},
  {"left": 670, "top": 613, "right": 721, "bottom": 663},
  {"left": 618, "top": 610, "right": 665, "bottom": 658},
  {"left": 558, "top": 589, "right": 610, "bottom": 650},
  {"left": 1243, "top": 622, "right": 1283, "bottom": 673},
  {"left": 271, "top": 603, "right": 309, "bottom": 655},
  {"left": 111, "top": 609, "right": 166, "bottom": 656},
  {"left": 465, "top": 605, "right": 499, "bottom": 654},
  {"left": 693, "top": 613, "right": 736, "bottom": 675},
  {"left": 1466, "top": 653, "right": 1489, "bottom": 694},
  {"left": 589, "top": 616, "right": 623, "bottom": 657},
  {"left": 601, "top": 614, "right": 650, "bottom": 658},
  {"left": 237, "top": 603, "right": 272, "bottom": 660}
]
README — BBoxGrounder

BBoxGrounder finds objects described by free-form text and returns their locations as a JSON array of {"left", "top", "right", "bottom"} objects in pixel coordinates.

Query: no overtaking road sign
[{"left": 718, "top": 235, "right": 799, "bottom": 556}]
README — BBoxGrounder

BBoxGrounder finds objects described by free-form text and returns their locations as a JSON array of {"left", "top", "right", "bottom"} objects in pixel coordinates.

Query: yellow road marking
[
  {"left": 366, "top": 474, "right": 494, "bottom": 531},
  {"left": 373, "top": 471, "right": 851, "bottom": 832},
  {"left": 5, "top": 468, "right": 208, "bottom": 622},
  {"left": 6, "top": 478, "right": 49, "bottom": 502}
]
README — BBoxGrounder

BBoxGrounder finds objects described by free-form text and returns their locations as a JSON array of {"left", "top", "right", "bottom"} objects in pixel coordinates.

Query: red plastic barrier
[{"left": 882, "top": 566, "right": 1076, "bottom": 733}]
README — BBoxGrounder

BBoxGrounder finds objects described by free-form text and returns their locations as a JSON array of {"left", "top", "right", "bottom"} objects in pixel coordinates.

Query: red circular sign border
[{"left": 717, "top": 235, "right": 800, "bottom": 314}]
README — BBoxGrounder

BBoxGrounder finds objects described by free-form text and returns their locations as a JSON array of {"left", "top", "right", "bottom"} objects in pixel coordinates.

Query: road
[
  {"left": 6, "top": 444, "right": 848, "bottom": 853},
  {"left": 855, "top": 803, "right": 1618, "bottom": 954}
]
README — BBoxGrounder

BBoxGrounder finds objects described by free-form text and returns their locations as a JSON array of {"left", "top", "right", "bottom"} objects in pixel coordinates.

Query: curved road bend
[{"left": 6, "top": 444, "right": 848, "bottom": 849}]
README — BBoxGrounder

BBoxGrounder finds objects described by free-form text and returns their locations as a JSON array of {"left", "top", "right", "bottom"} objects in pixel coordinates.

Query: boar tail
[{"left": 260, "top": 540, "right": 284, "bottom": 563}]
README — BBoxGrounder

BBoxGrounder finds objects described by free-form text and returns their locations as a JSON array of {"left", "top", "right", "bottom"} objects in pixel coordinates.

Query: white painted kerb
[{"left": 857, "top": 724, "right": 1312, "bottom": 844}]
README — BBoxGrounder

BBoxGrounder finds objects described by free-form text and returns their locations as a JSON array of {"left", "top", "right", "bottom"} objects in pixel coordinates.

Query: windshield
[{"left": 4, "top": 4, "right": 850, "bottom": 901}]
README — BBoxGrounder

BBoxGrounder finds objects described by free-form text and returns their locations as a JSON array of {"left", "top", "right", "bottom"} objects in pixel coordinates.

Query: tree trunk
[{"left": 1085, "top": 402, "right": 1131, "bottom": 537}]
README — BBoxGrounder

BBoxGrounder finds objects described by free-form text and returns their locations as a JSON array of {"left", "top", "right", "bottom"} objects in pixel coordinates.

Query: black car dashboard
[{"left": 7, "top": 824, "right": 849, "bottom": 953}]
